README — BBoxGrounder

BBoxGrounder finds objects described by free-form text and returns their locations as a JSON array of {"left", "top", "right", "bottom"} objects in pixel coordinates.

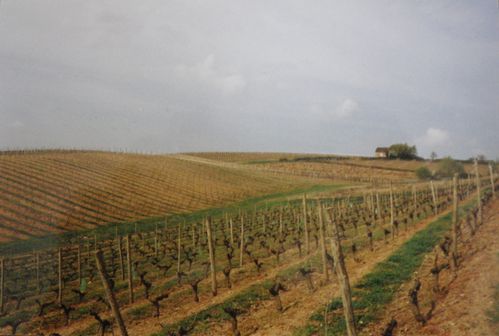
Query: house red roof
[{"left": 375, "top": 147, "right": 389, "bottom": 153}]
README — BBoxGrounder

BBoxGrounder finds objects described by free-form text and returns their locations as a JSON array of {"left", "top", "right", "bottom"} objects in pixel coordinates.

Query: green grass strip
[{"left": 295, "top": 200, "right": 475, "bottom": 336}]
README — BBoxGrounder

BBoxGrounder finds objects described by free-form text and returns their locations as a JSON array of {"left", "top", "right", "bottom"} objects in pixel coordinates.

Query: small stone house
[{"left": 375, "top": 147, "right": 389, "bottom": 158}]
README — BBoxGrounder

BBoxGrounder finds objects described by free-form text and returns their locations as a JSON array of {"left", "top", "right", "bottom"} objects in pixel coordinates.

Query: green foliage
[
  {"left": 129, "top": 305, "right": 154, "bottom": 321},
  {"left": 415, "top": 166, "right": 432, "bottom": 180},
  {"left": 80, "top": 278, "right": 87, "bottom": 293},
  {"left": 388, "top": 143, "right": 418, "bottom": 160},
  {"left": 0, "top": 310, "right": 32, "bottom": 328},
  {"left": 436, "top": 157, "right": 465, "bottom": 178}
]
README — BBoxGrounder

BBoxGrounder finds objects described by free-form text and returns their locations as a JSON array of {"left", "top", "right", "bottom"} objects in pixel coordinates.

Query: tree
[
  {"left": 388, "top": 143, "right": 418, "bottom": 160},
  {"left": 476, "top": 154, "right": 487, "bottom": 163},
  {"left": 435, "top": 157, "right": 465, "bottom": 179},
  {"left": 416, "top": 166, "right": 432, "bottom": 180},
  {"left": 430, "top": 152, "right": 437, "bottom": 161}
]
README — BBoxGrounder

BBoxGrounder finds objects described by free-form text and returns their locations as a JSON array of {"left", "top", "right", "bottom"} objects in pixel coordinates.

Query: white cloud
[
  {"left": 175, "top": 54, "right": 246, "bottom": 95},
  {"left": 308, "top": 98, "right": 359, "bottom": 121},
  {"left": 7, "top": 120, "right": 24, "bottom": 128},
  {"left": 420, "top": 127, "right": 450, "bottom": 147},
  {"left": 334, "top": 98, "right": 359, "bottom": 119}
]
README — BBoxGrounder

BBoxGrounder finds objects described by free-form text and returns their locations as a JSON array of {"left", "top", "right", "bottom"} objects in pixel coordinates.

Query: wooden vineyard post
[
  {"left": 177, "top": 224, "right": 182, "bottom": 274},
  {"left": 375, "top": 191, "right": 381, "bottom": 226},
  {"left": 279, "top": 208, "right": 283, "bottom": 236},
  {"left": 77, "top": 243, "right": 82, "bottom": 286},
  {"left": 430, "top": 181, "right": 438, "bottom": 215},
  {"left": 0, "top": 258, "right": 4, "bottom": 314},
  {"left": 95, "top": 250, "right": 129, "bottom": 336},
  {"left": 35, "top": 252, "right": 40, "bottom": 293},
  {"left": 489, "top": 164, "right": 496, "bottom": 200},
  {"left": 318, "top": 203, "right": 329, "bottom": 282},
  {"left": 155, "top": 223, "right": 159, "bottom": 257},
  {"left": 118, "top": 235, "right": 125, "bottom": 281},
  {"left": 370, "top": 190, "right": 375, "bottom": 217},
  {"left": 390, "top": 183, "right": 395, "bottom": 239},
  {"left": 229, "top": 218, "right": 234, "bottom": 246},
  {"left": 474, "top": 159, "right": 482, "bottom": 225},
  {"left": 192, "top": 222, "right": 196, "bottom": 248},
  {"left": 126, "top": 234, "right": 134, "bottom": 304},
  {"left": 239, "top": 215, "right": 245, "bottom": 267},
  {"left": 303, "top": 194, "right": 310, "bottom": 254},
  {"left": 202, "top": 217, "right": 207, "bottom": 245},
  {"left": 451, "top": 174, "right": 459, "bottom": 271},
  {"left": 326, "top": 209, "right": 357, "bottom": 336},
  {"left": 86, "top": 236, "right": 91, "bottom": 268},
  {"left": 58, "top": 248, "right": 63, "bottom": 305},
  {"left": 412, "top": 185, "right": 417, "bottom": 212},
  {"left": 205, "top": 217, "right": 218, "bottom": 296}
]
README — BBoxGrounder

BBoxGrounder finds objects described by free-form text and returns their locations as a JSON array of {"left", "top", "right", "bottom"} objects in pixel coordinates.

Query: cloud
[
  {"left": 7, "top": 120, "right": 24, "bottom": 128},
  {"left": 175, "top": 54, "right": 246, "bottom": 95},
  {"left": 307, "top": 98, "right": 358, "bottom": 122},
  {"left": 334, "top": 98, "right": 359, "bottom": 119},
  {"left": 420, "top": 127, "right": 450, "bottom": 147}
]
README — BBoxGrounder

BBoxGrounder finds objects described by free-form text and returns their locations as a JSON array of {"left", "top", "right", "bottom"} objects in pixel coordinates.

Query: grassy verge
[{"left": 295, "top": 201, "right": 475, "bottom": 335}]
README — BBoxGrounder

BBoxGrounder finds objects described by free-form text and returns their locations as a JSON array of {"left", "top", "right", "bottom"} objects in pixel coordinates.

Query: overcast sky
[{"left": 0, "top": 1, "right": 498, "bottom": 159}]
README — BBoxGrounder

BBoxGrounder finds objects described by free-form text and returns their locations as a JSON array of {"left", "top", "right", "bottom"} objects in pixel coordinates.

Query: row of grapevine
[{"left": 0, "top": 174, "right": 494, "bottom": 335}]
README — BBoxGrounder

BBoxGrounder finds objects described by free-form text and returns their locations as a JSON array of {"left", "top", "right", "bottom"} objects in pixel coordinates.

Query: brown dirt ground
[
  {"left": 31, "top": 197, "right": 492, "bottom": 336},
  {"left": 193, "top": 208, "right": 459, "bottom": 336},
  {"left": 362, "top": 199, "right": 499, "bottom": 336}
]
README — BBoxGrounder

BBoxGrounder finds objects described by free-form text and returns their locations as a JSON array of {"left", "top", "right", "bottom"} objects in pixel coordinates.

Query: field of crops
[
  {"left": 187, "top": 152, "right": 489, "bottom": 176},
  {"left": 183, "top": 152, "right": 338, "bottom": 164},
  {"left": 0, "top": 151, "right": 326, "bottom": 243}
]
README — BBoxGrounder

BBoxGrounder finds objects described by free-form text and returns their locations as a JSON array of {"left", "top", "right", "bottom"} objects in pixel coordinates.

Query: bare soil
[
  {"left": 194, "top": 209, "right": 457, "bottom": 336},
  {"left": 362, "top": 199, "right": 499, "bottom": 336}
]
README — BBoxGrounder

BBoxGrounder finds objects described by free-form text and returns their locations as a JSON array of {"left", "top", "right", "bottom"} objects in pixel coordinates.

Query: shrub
[
  {"left": 415, "top": 166, "right": 432, "bottom": 180},
  {"left": 435, "top": 157, "right": 465, "bottom": 178}
]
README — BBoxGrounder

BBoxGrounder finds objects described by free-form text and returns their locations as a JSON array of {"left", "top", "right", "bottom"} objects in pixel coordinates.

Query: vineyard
[
  {"left": 186, "top": 152, "right": 489, "bottom": 184},
  {"left": 0, "top": 151, "right": 332, "bottom": 243},
  {"left": 0, "top": 151, "right": 496, "bottom": 336}
]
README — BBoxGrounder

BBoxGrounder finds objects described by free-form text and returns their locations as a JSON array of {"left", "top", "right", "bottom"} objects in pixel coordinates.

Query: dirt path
[
  {"left": 194, "top": 208, "right": 458, "bottom": 336},
  {"left": 363, "top": 199, "right": 499, "bottom": 336}
]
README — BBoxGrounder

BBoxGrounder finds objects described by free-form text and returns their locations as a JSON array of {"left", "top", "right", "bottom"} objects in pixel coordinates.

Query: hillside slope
[{"left": 0, "top": 151, "right": 318, "bottom": 242}]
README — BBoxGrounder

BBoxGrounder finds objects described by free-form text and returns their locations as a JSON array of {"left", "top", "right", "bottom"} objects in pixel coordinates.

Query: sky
[{"left": 0, "top": 0, "right": 498, "bottom": 159}]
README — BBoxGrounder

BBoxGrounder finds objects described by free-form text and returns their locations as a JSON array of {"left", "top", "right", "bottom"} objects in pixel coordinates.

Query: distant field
[
  {"left": 250, "top": 160, "right": 414, "bottom": 183},
  {"left": 0, "top": 151, "right": 323, "bottom": 242},
  {"left": 187, "top": 152, "right": 490, "bottom": 175},
  {"left": 184, "top": 152, "right": 342, "bottom": 163},
  {"left": 340, "top": 158, "right": 489, "bottom": 174}
]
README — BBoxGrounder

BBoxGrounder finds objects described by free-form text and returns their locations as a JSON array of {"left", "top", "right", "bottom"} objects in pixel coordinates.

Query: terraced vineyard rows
[
  {"left": 251, "top": 161, "right": 414, "bottom": 183},
  {"left": 0, "top": 175, "right": 491, "bottom": 335},
  {"left": 0, "top": 151, "right": 319, "bottom": 243}
]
